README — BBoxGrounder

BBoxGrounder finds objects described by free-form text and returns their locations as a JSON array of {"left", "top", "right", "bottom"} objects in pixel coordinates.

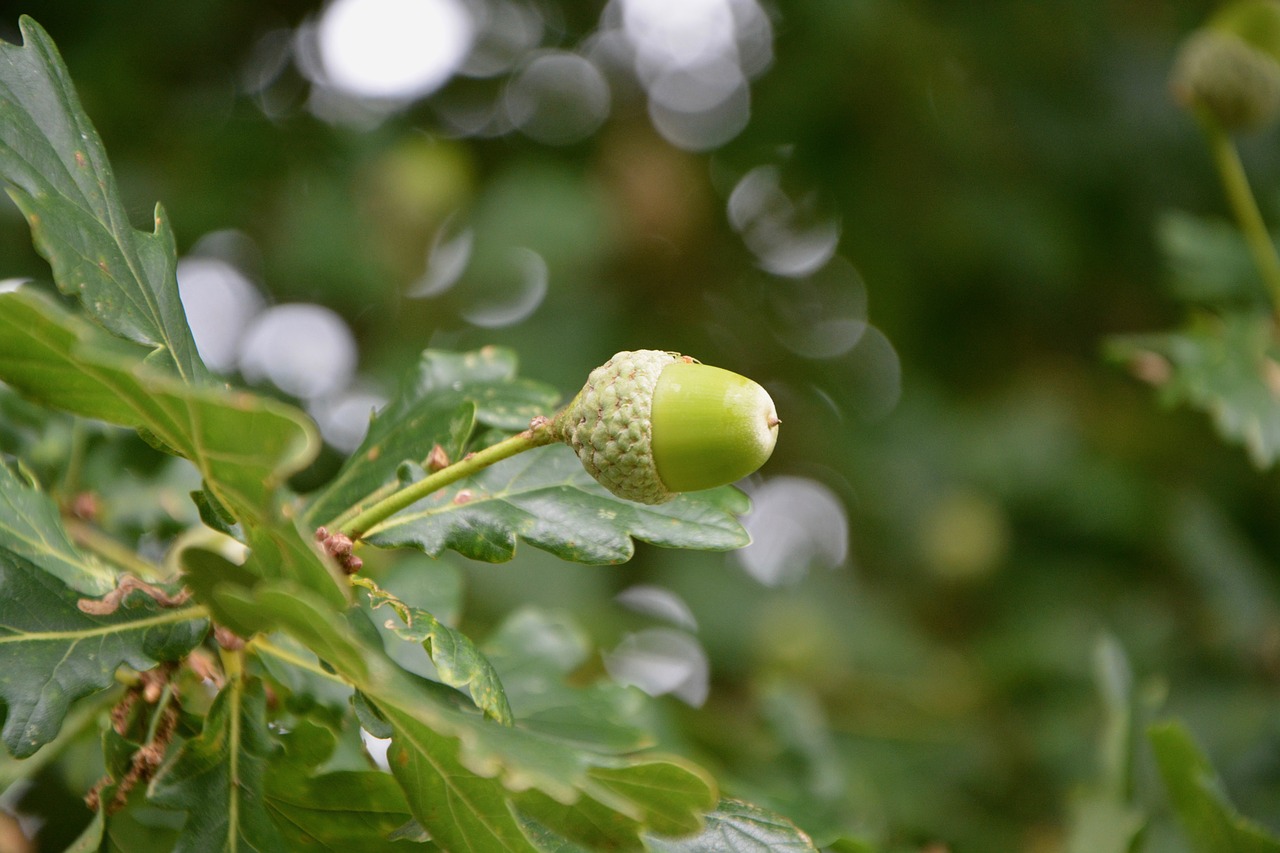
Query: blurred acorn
[{"left": 1171, "top": 1, "right": 1280, "bottom": 130}]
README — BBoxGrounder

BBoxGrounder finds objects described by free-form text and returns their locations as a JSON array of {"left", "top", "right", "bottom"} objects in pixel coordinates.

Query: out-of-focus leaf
[
  {"left": 364, "top": 581, "right": 513, "bottom": 725},
  {"left": 588, "top": 761, "right": 712, "bottom": 837},
  {"left": 642, "top": 799, "right": 819, "bottom": 852},
  {"left": 366, "top": 445, "right": 750, "bottom": 564},
  {"left": 1148, "top": 720, "right": 1280, "bottom": 853},
  {"left": 210, "top": 580, "right": 717, "bottom": 848},
  {"left": 484, "top": 608, "right": 650, "bottom": 753},
  {"left": 0, "top": 16, "right": 206, "bottom": 382},
  {"left": 1157, "top": 210, "right": 1271, "bottom": 305},
  {"left": 1108, "top": 311, "right": 1280, "bottom": 466},
  {"left": 65, "top": 809, "right": 106, "bottom": 853},
  {"left": 514, "top": 789, "right": 644, "bottom": 851},
  {"left": 1093, "top": 635, "right": 1136, "bottom": 801},
  {"left": 0, "top": 458, "right": 114, "bottom": 595},
  {"left": 1064, "top": 793, "right": 1146, "bottom": 853},
  {"left": 0, "top": 551, "right": 205, "bottom": 758},
  {"left": 1167, "top": 493, "right": 1280, "bottom": 656},
  {"left": 0, "top": 288, "right": 343, "bottom": 605},
  {"left": 266, "top": 769, "right": 417, "bottom": 851},
  {"left": 264, "top": 715, "right": 417, "bottom": 849},
  {"left": 304, "top": 347, "right": 560, "bottom": 528},
  {"left": 149, "top": 677, "right": 287, "bottom": 852}
]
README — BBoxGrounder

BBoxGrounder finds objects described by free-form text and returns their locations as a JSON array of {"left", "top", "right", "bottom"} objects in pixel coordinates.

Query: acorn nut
[{"left": 552, "top": 350, "right": 780, "bottom": 504}]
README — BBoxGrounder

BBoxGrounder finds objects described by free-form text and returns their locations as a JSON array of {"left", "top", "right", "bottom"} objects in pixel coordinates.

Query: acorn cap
[
  {"left": 553, "top": 350, "right": 779, "bottom": 505},
  {"left": 556, "top": 350, "right": 679, "bottom": 505}
]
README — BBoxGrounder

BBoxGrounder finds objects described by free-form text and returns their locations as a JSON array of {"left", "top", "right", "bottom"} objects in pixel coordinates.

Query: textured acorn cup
[{"left": 552, "top": 350, "right": 780, "bottom": 504}]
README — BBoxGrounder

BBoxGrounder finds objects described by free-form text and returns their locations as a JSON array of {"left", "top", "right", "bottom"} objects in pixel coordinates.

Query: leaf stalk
[
  {"left": 338, "top": 418, "right": 560, "bottom": 541},
  {"left": 1200, "top": 111, "right": 1280, "bottom": 319}
]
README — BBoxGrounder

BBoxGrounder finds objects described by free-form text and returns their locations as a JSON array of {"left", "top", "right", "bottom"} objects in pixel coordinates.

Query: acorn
[
  {"left": 1171, "top": 2, "right": 1280, "bottom": 131},
  {"left": 551, "top": 350, "right": 780, "bottom": 504}
]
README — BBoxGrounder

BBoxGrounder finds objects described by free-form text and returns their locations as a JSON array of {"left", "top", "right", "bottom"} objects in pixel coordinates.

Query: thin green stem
[
  {"left": 1201, "top": 113, "right": 1280, "bottom": 317},
  {"left": 339, "top": 420, "right": 560, "bottom": 540}
]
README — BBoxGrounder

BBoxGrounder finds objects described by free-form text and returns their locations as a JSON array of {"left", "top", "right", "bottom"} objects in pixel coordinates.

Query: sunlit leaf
[
  {"left": 149, "top": 677, "right": 287, "bottom": 852},
  {"left": 1148, "top": 720, "right": 1280, "bottom": 853},
  {"left": 304, "top": 346, "right": 560, "bottom": 529},
  {"left": 365, "top": 445, "right": 750, "bottom": 564},
  {"left": 0, "top": 16, "right": 206, "bottom": 382},
  {"left": 0, "top": 288, "right": 343, "bottom": 605},
  {"left": 642, "top": 799, "right": 819, "bottom": 852},
  {"left": 1108, "top": 311, "right": 1280, "bottom": 467}
]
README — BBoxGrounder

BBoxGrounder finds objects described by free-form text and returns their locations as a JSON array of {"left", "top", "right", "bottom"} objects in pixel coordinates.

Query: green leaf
[
  {"left": 304, "top": 347, "right": 560, "bottom": 528},
  {"left": 215, "top": 581, "right": 717, "bottom": 849},
  {"left": 1156, "top": 210, "right": 1271, "bottom": 305},
  {"left": 366, "top": 445, "right": 750, "bottom": 564},
  {"left": 1064, "top": 793, "right": 1146, "bottom": 853},
  {"left": 0, "top": 553, "right": 206, "bottom": 757},
  {"left": 588, "top": 761, "right": 712, "bottom": 838},
  {"left": 1148, "top": 720, "right": 1280, "bottom": 853},
  {"left": 0, "top": 288, "right": 343, "bottom": 605},
  {"left": 263, "top": 714, "right": 418, "bottom": 850},
  {"left": 0, "top": 17, "right": 206, "bottom": 382},
  {"left": 385, "top": 708, "right": 542, "bottom": 853},
  {"left": 0, "top": 457, "right": 115, "bottom": 595},
  {"left": 1062, "top": 635, "right": 1146, "bottom": 853},
  {"left": 1107, "top": 311, "right": 1280, "bottom": 467},
  {"left": 514, "top": 789, "right": 644, "bottom": 851},
  {"left": 484, "top": 608, "right": 650, "bottom": 753},
  {"left": 363, "top": 580, "right": 514, "bottom": 725},
  {"left": 266, "top": 769, "right": 418, "bottom": 852},
  {"left": 149, "top": 677, "right": 288, "bottom": 853},
  {"left": 642, "top": 799, "right": 819, "bottom": 852}
]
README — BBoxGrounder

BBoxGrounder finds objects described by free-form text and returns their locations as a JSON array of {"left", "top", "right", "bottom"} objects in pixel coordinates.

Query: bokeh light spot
[
  {"left": 729, "top": 165, "right": 841, "bottom": 277},
  {"left": 460, "top": 247, "right": 548, "bottom": 328},
  {"left": 505, "top": 52, "right": 611, "bottom": 145},
  {"left": 604, "top": 627, "right": 709, "bottom": 706},
  {"left": 736, "top": 476, "right": 849, "bottom": 586},
  {"left": 616, "top": 585, "right": 699, "bottom": 631},
  {"left": 239, "top": 303, "right": 357, "bottom": 400},
  {"left": 316, "top": 0, "right": 475, "bottom": 100},
  {"left": 177, "top": 257, "right": 265, "bottom": 374}
]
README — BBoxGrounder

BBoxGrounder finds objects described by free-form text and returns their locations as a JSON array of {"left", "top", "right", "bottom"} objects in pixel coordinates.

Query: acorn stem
[
  {"left": 339, "top": 418, "right": 559, "bottom": 541},
  {"left": 1200, "top": 110, "right": 1280, "bottom": 319}
]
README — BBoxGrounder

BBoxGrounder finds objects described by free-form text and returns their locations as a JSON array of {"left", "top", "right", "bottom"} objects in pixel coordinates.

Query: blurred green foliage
[{"left": 7, "top": 2, "right": 1280, "bottom": 851}]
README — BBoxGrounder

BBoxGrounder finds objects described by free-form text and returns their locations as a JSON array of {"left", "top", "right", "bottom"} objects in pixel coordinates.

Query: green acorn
[
  {"left": 551, "top": 350, "right": 780, "bottom": 504},
  {"left": 1171, "top": 27, "right": 1280, "bottom": 130},
  {"left": 1171, "top": 2, "right": 1280, "bottom": 131}
]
